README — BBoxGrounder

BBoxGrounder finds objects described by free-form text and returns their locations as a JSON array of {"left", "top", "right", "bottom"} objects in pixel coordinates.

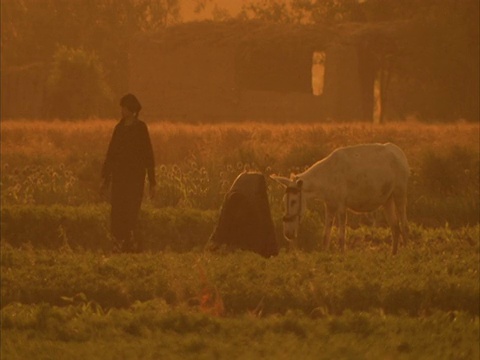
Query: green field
[
  {"left": 1, "top": 227, "right": 479, "bottom": 359},
  {"left": 1, "top": 120, "right": 479, "bottom": 359}
]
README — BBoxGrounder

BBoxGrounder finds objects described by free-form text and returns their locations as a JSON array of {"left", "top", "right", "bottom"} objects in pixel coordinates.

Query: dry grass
[
  {"left": 1, "top": 119, "right": 479, "bottom": 223},
  {"left": 3, "top": 119, "right": 477, "bottom": 169}
]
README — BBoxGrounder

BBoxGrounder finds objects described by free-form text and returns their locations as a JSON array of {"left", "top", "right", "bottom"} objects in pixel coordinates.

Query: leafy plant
[{"left": 46, "top": 46, "right": 113, "bottom": 119}]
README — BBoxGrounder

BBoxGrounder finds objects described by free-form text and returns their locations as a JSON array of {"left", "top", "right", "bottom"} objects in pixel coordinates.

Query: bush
[
  {"left": 46, "top": 46, "right": 113, "bottom": 119},
  {"left": 419, "top": 146, "right": 479, "bottom": 196},
  {"left": 1, "top": 205, "right": 110, "bottom": 250}
]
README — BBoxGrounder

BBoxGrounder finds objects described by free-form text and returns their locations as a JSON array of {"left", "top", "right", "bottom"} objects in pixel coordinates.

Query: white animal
[{"left": 271, "top": 143, "right": 410, "bottom": 255}]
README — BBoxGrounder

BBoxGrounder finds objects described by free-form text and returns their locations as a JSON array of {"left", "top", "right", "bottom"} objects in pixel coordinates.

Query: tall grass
[{"left": 1, "top": 120, "right": 479, "bottom": 225}]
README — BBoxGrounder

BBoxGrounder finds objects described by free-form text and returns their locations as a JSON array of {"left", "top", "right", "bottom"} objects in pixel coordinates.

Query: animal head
[{"left": 270, "top": 175, "right": 305, "bottom": 241}]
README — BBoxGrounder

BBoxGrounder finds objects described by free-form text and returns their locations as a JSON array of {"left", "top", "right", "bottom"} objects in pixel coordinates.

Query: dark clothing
[
  {"left": 208, "top": 173, "right": 278, "bottom": 258},
  {"left": 102, "top": 118, "right": 156, "bottom": 252}
]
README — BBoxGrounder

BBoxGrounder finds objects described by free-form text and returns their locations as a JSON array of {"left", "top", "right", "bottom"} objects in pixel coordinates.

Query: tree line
[{"left": 2, "top": 0, "right": 478, "bottom": 120}]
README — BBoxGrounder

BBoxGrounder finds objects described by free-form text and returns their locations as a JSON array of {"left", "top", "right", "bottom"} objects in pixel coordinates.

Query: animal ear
[
  {"left": 296, "top": 179, "right": 303, "bottom": 188},
  {"left": 269, "top": 175, "right": 293, "bottom": 188}
]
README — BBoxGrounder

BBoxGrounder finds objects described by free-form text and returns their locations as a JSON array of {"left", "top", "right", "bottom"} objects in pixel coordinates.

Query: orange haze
[{"left": 182, "top": 0, "right": 245, "bottom": 21}]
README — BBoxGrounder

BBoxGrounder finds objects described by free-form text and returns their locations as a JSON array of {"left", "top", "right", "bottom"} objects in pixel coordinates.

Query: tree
[
  {"left": 239, "top": 0, "right": 479, "bottom": 121},
  {"left": 46, "top": 46, "right": 113, "bottom": 119},
  {"left": 391, "top": 0, "right": 479, "bottom": 120},
  {"left": 239, "top": 0, "right": 294, "bottom": 23},
  {"left": 2, "top": 0, "right": 181, "bottom": 117}
]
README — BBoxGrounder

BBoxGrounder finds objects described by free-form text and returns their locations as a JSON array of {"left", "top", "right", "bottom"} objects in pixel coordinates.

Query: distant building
[
  {"left": 2, "top": 20, "right": 399, "bottom": 122},
  {"left": 129, "top": 21, "right": 399, "bottom": 122}
]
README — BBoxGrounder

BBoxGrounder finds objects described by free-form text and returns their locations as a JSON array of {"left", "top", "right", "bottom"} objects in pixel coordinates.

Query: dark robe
[
  {"left": 102, "top": 118, "right": 155, "bottom": 252},
  {"left": 208, "top": 173, "right": 278, "bottom": 257}
]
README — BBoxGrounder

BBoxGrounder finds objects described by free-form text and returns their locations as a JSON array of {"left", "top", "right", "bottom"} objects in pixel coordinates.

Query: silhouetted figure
[
  {"left": 208, "top": 172, "right": 278, "bottom": 257},
  {"left": 101, "top": 94, "right": 156, "bottom": 252}
]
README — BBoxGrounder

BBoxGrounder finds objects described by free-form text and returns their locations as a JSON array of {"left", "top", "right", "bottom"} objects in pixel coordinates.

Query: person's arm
[
  {"left": 142, "top": 123, "right": 156, "bottom": 197},
  {"left": 101, "top": 125, "right": 118, "bottom": 189}
]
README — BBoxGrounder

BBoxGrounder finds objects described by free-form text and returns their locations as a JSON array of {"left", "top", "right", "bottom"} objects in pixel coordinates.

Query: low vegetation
[
  {"left": 2, "top": 120, "right": 479, "bottom": 225},
  {"left": 1, "top": 224, "right": 479, "bottom": 359},
  {"left": 2, "top": 225, "right": 479, "bottom": 313},
  {"left": 1, "top": 120, "right": 479, "bottom": 358}
]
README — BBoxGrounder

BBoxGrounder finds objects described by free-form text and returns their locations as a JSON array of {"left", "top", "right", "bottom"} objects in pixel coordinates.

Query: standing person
[{"left": 101, "top": 93, "right": 156, "bottom": 252}]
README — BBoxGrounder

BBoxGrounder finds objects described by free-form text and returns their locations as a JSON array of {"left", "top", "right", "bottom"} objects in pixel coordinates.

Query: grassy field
[
  {"left": 1, "top": 120, "right": 479, "bottom": 358},
  {"left": 1, "top": 120, "right": 479, "bottom": 249},
  {"left": 2, "top": 120, "right": 479, "bottom": 226},
  {"left": 1, "top": 225, "right": 479, "bottom": 359}
]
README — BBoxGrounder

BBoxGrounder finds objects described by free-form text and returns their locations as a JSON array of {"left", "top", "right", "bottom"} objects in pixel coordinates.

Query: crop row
[
  {"left": 2, "top": 204, "right": 479, "bottom": 252},
  {"left": 2, "top": 302, "right": 479, "bottom": 360},
  {"left": 2, "top": 225, "right": 478, "bottom": 316}
]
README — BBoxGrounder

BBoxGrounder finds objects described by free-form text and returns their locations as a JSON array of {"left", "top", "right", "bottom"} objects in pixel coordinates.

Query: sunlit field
[{"left": 1, "top": 119, "right": 479, "bottom": 359}]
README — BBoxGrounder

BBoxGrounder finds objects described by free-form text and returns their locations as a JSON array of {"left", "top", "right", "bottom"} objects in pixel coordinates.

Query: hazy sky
[{"left": 182, "top": 0, "right": 245, "bottom": 21}]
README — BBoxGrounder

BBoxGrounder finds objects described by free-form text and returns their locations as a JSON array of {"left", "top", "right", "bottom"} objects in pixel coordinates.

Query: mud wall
[
  {"left": 129, "top": 38, "right": 240, "bottom": 121},
  {"left": 128, "top": 26, "right": 327, "bottom": 122},
  {"left": 2, "top": 22, "right": 382, "bottom": 122},
  {"left": 322, "top": 42, "right": 373, "bottom": 121}
]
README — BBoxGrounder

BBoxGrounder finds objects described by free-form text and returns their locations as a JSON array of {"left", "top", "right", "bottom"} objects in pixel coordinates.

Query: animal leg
[
  {"left": 323, "top": 205, "right": 335, "bottom": 251},
  {"left": 384, "top": 196, "right": 401, "bottom": 255},
  {"left": 338, "top": 208, "right": 347, "bottom": 253},
  {"left": 394, "top": 191, "right": 409, "bottom": 246}
]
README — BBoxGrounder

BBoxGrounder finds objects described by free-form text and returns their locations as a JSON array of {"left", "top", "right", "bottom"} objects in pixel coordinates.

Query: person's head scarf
[{"left": 120, "top": 93, "right": 142, "bottom": 115}]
